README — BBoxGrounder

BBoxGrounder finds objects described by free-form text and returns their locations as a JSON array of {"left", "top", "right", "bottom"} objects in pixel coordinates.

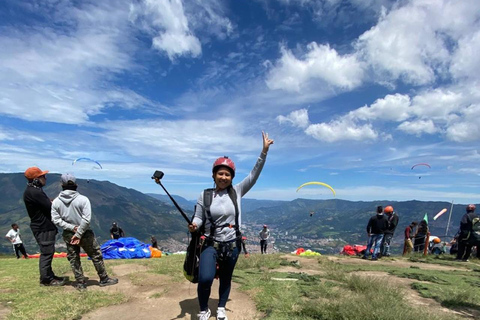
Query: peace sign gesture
[{"left": 262, "top": 131, "right": 274, "bottom": 154}]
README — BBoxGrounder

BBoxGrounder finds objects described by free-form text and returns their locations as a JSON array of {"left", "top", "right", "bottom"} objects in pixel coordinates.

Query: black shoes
[
  {"left": 74, "top": 281, "right": 87, "bottom": 290},
  {"left": 41, "top": 278, "right": 66, "bottom": 286},
  {"left": 99, "top": 277, "right": 118, "bottom": 287}
]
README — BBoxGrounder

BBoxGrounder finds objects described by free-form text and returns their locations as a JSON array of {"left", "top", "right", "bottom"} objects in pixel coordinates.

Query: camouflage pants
[{"left": 63, "top": 230, "right": 107, "bottom": 282}]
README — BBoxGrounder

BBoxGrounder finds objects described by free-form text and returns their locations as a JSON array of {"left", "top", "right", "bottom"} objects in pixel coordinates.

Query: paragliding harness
[
  {"left": 183, "top": 186, "right": 242, "bottom": 284},
  {"left": 202, "top": 187, "right": 243, "bottom": 260},
  {"left": 468, "top": 216, "right": 480, "bottom": 243}
]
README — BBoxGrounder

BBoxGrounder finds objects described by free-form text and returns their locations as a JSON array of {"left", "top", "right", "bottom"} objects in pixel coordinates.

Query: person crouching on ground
[
  {"left": 362, "top": 205, "right": 388, "bottom": 261},
  {"left": 188, "top": 131, "right": 274, "bottom": 320},
  {"left": 51, "top": 173, "right": 118, "bottom": 290}
]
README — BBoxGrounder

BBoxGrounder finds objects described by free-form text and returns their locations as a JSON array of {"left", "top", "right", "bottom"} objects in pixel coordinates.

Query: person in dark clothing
[
  {"left": 403, "top": 221, "right": 417, "bottom": 255},
  {"left": 456, "top": 204, "right": 479, "bottom": 261},
  {"left": 362, "top": 206, "right": 389, "bottom": 260},
  {"left": 381, "top": 205, "right": 399, "bottom": 257},
  {"left": 414, "top": 220, "right": 428, "bottom": 252},
  {"left": 23, "top": 167, "right": 65, "bottom": 286},
  {"left": 150, "top": 236, "right": 158, "bottom": 249},
  {"left": 110, "top": 222, "right": 125, "bottom": 239}
]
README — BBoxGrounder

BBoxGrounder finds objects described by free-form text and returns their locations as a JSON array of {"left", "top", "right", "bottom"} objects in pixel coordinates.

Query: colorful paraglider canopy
[
  {"left": 296, "top": 181, "right": 336, "bottom": 197},
  {"left": 411, "top": 163, "right": 431, "bottom": 170},
  {"left": 72, "top": 157, "right": 103, "bottom": 169}
]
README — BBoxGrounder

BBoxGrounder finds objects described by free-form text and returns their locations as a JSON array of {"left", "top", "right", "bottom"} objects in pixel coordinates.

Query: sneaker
[
  {"left": 371, "top": 257, "right": 378, "bottom": 261},
  {"left": 361, "top": 256, "right": 367, "bottom": 259},
  {"left": 99, "top": 277, "right": 118, "bottom": 287},
  {"left": 197, "top": 309, "right": 211, "bottom": 320},
  {"left": 74, "top": 281, "right": 87, "bottom": 291},
  {"left": 54, "top": 275, "right": 69, "bottom": 282},
  {"left": 41, "top": 279, "right": 66, "bottom": 287},
  {"left": 216, "top": 307, "right": 228, "bottom": 320}
]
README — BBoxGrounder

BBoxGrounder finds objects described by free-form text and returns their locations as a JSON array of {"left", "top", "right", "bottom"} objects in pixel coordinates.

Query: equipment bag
[{"left": 469, "top": 217, "right": 480, "bottom": 243}]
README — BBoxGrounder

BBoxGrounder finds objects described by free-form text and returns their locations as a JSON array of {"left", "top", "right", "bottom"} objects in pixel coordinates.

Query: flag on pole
[{"left": 423, "top": 213, "right": 428, "bottom": 224}]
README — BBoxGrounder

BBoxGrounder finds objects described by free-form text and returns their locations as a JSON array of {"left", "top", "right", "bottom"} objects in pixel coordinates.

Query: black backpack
[
  {"left": 468, "top": 217, "right": 480, "bottom": 243},
  {"left": 183, "top": 186, "right": 241, "bottom": 283}
]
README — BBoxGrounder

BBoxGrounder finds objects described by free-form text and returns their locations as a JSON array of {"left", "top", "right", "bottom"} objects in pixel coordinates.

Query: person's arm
[
  {"left": 74, "top": 197, "right": 91, "bottom": 238},
  {"left": 236, "top": 131, "right": 274, "bottom": 197},
  {"left": 51, "top": 199, "right": 77, "bottom": 231},
  {"left": 366, "top": 218, "right": 372, "bottom": 234}
]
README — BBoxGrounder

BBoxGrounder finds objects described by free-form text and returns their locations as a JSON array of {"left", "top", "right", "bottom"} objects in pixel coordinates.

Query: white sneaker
[
  {"left": 198, "top": 309, "right": 211, "bottom": 320},
  {"left": 216, "top": 307, "right": 228, "bottom": 320}
]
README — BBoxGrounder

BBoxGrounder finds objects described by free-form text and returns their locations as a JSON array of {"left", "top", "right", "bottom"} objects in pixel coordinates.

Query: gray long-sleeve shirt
[
  {"left": 192, "top": 152, "right": 267, "bottom": 242},
  {"left": 51, "top": 190, "right": 92, "bottom": 238}
]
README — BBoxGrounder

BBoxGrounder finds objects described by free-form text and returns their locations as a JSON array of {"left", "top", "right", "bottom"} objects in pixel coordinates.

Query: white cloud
[
  {"left": 348, "top": 94, "right": 411, "bottom": 122},
  {"left": 450, "top": 30, "right": 480, "bottom": 81},
  {"left": 446, "top": 104, "right": 480, "bottom": 142},
  {"left": 305, "top": 118, "right": 378, "bottom": 142},
  {"left": 397, "top": 119, "right": 438, "bottom": 136},
  {"left": 265, "top": 43, "right": 364, "bottom": 92},
  {"left": 276, "top": 108, "right": 310, "bottom": 129},
  {"left": 0, "top": 1, "right": 161, "bottom": 125}
]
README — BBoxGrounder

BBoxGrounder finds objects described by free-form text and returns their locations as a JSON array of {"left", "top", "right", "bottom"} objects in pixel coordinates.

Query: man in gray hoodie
[{"left": 51, "top": 173, "right": 118, "bottom": 290}]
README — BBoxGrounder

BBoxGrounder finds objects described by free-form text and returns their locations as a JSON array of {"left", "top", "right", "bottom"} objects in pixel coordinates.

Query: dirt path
[{"left": 81, "top": 264, "right": 260, "bottom": 320}]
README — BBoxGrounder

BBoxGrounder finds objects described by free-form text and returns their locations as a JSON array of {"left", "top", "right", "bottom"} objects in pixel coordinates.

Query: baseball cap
[
  {"left": 61, "top": 173, "right": 76, "bottom": 185},
  {"left": 24, "top": 167, "right": 49, "bottom": 180}
]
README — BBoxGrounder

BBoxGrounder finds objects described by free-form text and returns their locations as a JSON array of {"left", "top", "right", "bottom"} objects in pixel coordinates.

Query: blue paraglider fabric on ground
[{"left": 101, "top": 237, "right": 152, "bottom": 259}]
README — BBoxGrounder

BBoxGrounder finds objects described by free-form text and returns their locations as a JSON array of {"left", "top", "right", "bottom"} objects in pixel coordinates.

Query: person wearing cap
[
  {"left": 51, "top": 173, "right": 118, "bottom": 290},
  {"left": 259, "top": 225, "right": 270, "bottom": 254},
  {"left": 188, "top": 131, "right": 274, "bottom": 320},
  {"left": 110, "top": 222, "right": 125, "bottom": 240},
  {"left": 456, "top": 204, "right": 479, "bottom": 262},
  {"left": 380, "top": 205, "right": 399, "bottom": 257},
  {"left": 23, "top": 167, "right": 65, "bottom": 286},
  {"left": 403, "top": 221, "right": 418, "bottom": 255}
]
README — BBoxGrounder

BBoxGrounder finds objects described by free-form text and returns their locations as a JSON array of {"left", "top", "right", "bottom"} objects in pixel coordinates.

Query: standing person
[
  {"left": 362, "top": 206, "right": 388, "bottom": 261},
  {"left": 414, "top": 220, "right": 429, "bottom": 252},
  {"left": 403, "top": 222, "right": 418, "bottom": 255},
  {"left": 188, "top": 131, "right": 274, "bottom": 320},
  {"left": 151, "top": 236, "right": 158, "bottom": 249},
  {"left": 23, "top": 167, "right": 65, "bottom": 286},
  {"left": 5, "top": 223, "right": 29, "bottom": 259},
  {"left": 381, "top": 206, "right": 399, "bottom": 257},
  {"left": 456, "top": 204, "right": 479, "bottom": 262},
  {"left": 259, "top": 225, "right": 270, "bottom": 254},
  {"left": 110, "top": 222, "right": 125, "bottom": 239},
  {"left": 51, "top": 173, "right": 118, "bottom": 290}
]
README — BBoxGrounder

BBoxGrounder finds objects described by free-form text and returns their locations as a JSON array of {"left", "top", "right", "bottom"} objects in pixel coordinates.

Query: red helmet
[
  {"left": 212, "top": 156, "right": 235, "bottom": 178},
  {"left": 384, "top": 206, "right": 394, "bottom": 213},
  {"left": 467, "top": 204, "right": 476, "bottom": 212},
  {"left": 263, "top": 225, "right": 267, "bottom": 228}
]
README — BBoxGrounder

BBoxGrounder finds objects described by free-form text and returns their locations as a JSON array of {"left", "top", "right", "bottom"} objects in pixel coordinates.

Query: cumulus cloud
[
  {"left": 276, "top": 108, "right": 310, "bottom": 129},
  {"left": 397, "top": 119, "right": 438, "bottom": 136},
  {"left": 305, "top": 118, "right": 378, "bottom": 142},
  {"left": 446, "top": 104, "right": 480, "bottom": 142},
  {"left": 450, "top": 30, "right": 480, "bottom": 81},
  {"left": 348, "top": 94, "right": 411, "bottom": 122},
  {"left": 265, "top": 43, "right": 364, "bottom": 92}
]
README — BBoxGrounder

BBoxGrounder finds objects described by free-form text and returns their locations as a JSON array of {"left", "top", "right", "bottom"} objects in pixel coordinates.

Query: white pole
[{"left": 445, "top": 200, "right": 454, "bottom": 237}]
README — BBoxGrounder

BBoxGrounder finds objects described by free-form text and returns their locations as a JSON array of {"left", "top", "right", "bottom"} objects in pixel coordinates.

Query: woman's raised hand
[{"left": 262, "top": 131, "right": 274, "bottom": 154}]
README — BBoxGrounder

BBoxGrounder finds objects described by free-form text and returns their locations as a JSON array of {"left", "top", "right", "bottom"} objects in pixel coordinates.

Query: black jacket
[
  {"left": 384, "top": 213, "right": 399, "bottom": 235},
  {"left": 366, "top": 214, "right": 389, "bottom": 235},
  {"left": 23, "top": 185, "right": 57, "bottom": 233},
  {"left": 459, "top": 212, "right": 478, "bottom": 240}
]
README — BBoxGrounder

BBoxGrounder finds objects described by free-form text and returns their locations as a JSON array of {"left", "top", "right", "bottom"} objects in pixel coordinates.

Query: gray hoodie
[{"left": 51, "top": 190, "right": 91, "bottom": 238}]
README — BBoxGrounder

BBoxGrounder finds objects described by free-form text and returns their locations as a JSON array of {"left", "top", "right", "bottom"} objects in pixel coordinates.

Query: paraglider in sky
[
  {"left": 433, "top": 208, "right": 447, "bottom": 221},
  {"left": 411, "top": 163, "right": 431, "bottom": 170},
  {"left": 296, "top": 182, "right": 336, "bottom": 197},
  {"left": 309, "top": 211, "right": 315, "bottom": 217},
  {"left": 72, "top": 158, "right": 102, "bottom": 169},
  {"left": 411, "top": 163, "right": 430, "bottom": 179}
]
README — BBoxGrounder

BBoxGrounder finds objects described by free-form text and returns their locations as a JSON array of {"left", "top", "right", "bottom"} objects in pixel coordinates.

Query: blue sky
[{"left": 1, "top": 0, "right": 479, "bottom": 204}]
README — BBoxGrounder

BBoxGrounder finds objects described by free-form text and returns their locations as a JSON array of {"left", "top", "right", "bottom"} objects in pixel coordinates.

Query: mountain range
[{"left": 0, "top": 173, "right": 472, "bottom": 254}]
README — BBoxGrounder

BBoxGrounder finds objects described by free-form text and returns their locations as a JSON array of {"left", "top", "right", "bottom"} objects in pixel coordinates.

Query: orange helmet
[
  {"left": 384, "top": 206, "right": 394, "bottom": 213},
  {"left": 433, "top": 238, "right": 441, "bottom": 244}
]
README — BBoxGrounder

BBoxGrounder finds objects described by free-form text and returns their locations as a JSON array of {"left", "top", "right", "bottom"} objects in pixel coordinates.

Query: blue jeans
[
  {"left": 364, "top": 234, "right": 384, "bottom": 259},
  {"left": 381, "top": 233, "right": 393, "bottom": 256},
  {"left": 197, "top": 244, "right": 239, "bottom": 311}
]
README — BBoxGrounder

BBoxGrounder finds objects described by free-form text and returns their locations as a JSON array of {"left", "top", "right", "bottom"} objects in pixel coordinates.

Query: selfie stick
[{"left": 152, "top": 171, "right": 192, "bottom": 224}]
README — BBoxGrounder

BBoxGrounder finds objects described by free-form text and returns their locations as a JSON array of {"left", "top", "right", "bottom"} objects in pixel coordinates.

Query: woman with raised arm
[{"left": 188, "top": 131, "right": 274, "bottom": 320}]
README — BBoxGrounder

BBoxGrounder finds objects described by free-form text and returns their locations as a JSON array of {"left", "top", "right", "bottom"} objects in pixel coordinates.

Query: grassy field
[{"left": 0, "top": 253, "right": 479, "bottom": 319}]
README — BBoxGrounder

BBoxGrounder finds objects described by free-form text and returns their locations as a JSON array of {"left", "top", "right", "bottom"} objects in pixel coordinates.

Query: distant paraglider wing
[
  {"left": 296, "top": 182, "right": 336, "bottom": 197},
  {"left": 433, "top": 208, "right": 447, "bottom": 221},
  {"left": 411, "top": 163, "right": 431, "bottom": 170},
  {"left": 72, "top": 157, "right": 103, "bottom": 169}
]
